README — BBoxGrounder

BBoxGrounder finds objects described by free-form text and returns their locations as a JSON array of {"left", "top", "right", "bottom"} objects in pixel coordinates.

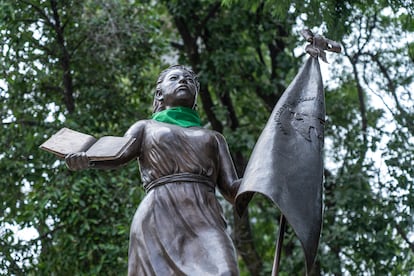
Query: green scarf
[{"left": 152, "top": 107, "right": 202, "bottom": 128}]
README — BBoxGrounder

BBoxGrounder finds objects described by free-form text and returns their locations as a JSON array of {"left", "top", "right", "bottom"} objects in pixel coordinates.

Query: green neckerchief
[{"left": 152, "top": 107, "right": 202, "bottom": 128}]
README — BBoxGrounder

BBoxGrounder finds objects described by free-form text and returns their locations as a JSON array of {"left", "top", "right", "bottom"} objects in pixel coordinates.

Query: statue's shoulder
[
  {"left": 125, "top": 119, "right": 151, "bottom": 138},
  {"left": 198, "top": 128, "right": 228, "bottom": 145}
]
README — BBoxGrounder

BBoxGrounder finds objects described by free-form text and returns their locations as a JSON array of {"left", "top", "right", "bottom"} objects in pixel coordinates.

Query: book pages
[{"left": 40, "top": 128, "right": 97, "bottom": 158}]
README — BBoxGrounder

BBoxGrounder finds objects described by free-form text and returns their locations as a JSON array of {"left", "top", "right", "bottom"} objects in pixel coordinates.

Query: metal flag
[{"left": 235, "top": 30, "right": 340, "bottom": 275}]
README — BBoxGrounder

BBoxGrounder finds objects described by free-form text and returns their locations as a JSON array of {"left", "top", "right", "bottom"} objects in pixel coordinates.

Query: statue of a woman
[{"left": 66, "top": 65, "right": 240, "bottom": 275}]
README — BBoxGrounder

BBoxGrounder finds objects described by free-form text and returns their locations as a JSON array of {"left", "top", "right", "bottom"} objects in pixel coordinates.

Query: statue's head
[{"left": 153, "top": 65, "right": 200, "bottom": 113}]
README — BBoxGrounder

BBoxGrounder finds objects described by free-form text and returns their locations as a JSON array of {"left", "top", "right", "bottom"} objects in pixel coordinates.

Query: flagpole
[{"left": 272, "top": 214, "right": 287, "bottom": 276}]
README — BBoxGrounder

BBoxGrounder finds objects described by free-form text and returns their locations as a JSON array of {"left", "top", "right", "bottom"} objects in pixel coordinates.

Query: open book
[{"left": 40, "top": 127, "right": 136, "bottom": 161}]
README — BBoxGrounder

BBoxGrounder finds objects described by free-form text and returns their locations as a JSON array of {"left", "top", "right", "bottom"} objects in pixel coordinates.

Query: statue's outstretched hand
[{"left": 65, "top": 152, "right": 90, "bottom": 171}]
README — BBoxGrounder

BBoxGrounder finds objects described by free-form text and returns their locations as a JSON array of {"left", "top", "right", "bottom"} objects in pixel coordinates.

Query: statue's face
[{"left": 158, "top": 68, "right": 197, "bottom": 109}]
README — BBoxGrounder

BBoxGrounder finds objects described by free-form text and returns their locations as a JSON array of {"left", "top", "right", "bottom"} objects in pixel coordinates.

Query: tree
[
  {"left": 1, "top": 0, "right": 164, "bottom": 274},
  {"left": 1, "top": 0, "right": 413, "bottom": 275}
]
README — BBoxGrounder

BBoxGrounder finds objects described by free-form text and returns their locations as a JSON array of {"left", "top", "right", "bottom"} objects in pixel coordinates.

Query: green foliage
[
  {"left": 1, "top": 0, "right": 414, "bottom": 275},
  {"left": 1, "top": 0, "right": 163, "bottom": 274}
]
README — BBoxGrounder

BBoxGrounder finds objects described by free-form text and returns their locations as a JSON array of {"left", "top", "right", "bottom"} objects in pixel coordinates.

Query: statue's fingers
[
  {"left": 65, "top": 157, "right": 76, "bottom": 171},
  {"left": 76, "top": 153, "right": 90, "bottom": 169},
  {"left": 66, "top": 154, "right": 80, "bottom": 170}
]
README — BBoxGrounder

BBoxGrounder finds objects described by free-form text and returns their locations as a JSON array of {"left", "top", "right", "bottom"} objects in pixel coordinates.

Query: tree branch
[
  {"left": 27, "top": 224, "right": 66, "bottom": 246},
  {"left": 17, "top": 0, "right": 54, "bottom": 29},
  {"left": 197, "top": 2, "right": 221, "bottom": 37},
  {"left": 367, "top": 53, "right": 406, "bottom": 115},
  {"left": 220, "top": 93, "right": 239, "bottom": 130},
  {"left": 0, "top": 239, "right": 24, "bottom": 275},
  {"left": 356, "top": 12, "right": 377, "bottom": 58},
  {"left": 233, "top": 208, "right": 263, "bottom": 275},
  {"left": 342, "top": 41, "right": 368, "bottom": 144},
  {"left": 353, "top": 62, "right": 368, "bottom": 141},
  {"left": 50, "top": 0, "right": 75, "bottom": 113},
  {"left": 395, "top": 224, "right": 414, "bottom": 253},
  {"left": 170, "top": 41, "right": 185, "bottom": 51}
]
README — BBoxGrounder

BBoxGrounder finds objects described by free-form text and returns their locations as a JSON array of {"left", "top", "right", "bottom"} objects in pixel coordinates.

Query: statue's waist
[{"left": 144, "top": 172, "right": 215, "bottom": 193}]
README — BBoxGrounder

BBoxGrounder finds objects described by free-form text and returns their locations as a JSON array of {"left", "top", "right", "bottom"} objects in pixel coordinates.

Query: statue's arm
[
  {"left": 215, "top": 133, "right": 241, "bottom": 205},
  {"left": 65, "top": 120, "right": 146, "bottom": 171}
]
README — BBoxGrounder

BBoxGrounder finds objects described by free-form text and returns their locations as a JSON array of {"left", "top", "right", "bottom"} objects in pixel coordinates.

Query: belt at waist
[{"left": 144, "top": 172, "right": 215, "bottom": 193}]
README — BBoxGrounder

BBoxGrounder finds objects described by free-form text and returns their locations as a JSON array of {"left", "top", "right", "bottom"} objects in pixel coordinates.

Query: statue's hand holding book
[{"left": 40, "top": 127, "right": 136, "bottom": 169}]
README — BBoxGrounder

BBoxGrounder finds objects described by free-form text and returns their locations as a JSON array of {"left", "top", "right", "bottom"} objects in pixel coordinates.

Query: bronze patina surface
[{"left": 66, "top": 65, "right": 240, "bottom": 275}]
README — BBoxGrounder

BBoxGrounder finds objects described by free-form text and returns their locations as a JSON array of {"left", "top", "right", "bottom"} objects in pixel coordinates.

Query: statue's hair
[{"left": 152, "top": 65, "right": 200, "bottom": 113}]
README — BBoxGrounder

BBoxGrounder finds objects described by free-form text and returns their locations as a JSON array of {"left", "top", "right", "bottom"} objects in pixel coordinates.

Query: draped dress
[{"left": 127, "top": 120, "right": 239, "bottom": 276}]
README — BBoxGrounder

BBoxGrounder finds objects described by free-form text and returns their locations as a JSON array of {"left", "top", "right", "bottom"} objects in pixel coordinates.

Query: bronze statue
[
  {"left": 65, "top": 65, "right": 240, "bottom": 275},
  {"left": 64, "top": 32, "right": 339, "bottom": 274}
]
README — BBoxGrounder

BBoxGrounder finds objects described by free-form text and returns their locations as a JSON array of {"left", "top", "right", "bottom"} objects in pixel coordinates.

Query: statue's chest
[{"left": 145, "top": 123, "right": 217, "bottom": 155}]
